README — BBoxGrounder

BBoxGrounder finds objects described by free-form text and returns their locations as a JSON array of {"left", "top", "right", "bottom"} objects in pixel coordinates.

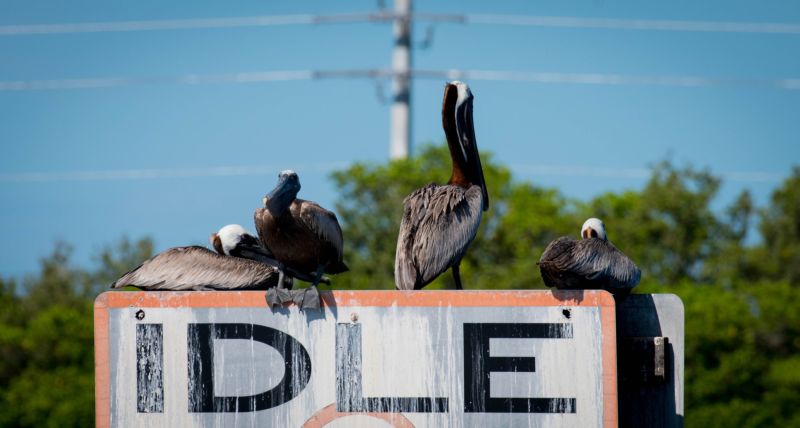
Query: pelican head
[
  {"left": 210, "top": 224, "right": 274, "bottom": 262},
  {"left": 263, "top": 170, "right": 301, "bottom": 214},
  {"left": 443, "top": 80, "right": 489, "bottom": 211},
  {"left": 210, "top": 224, "right": 249, "bottom": 256},
  {"left": 581, "top": 218, "right": 607, "bottom": 240}
]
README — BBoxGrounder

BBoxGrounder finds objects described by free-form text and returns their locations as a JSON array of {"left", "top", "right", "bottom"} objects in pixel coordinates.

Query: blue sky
[{"left": 1, "top": 0, "right": 798, "bottom": 278}]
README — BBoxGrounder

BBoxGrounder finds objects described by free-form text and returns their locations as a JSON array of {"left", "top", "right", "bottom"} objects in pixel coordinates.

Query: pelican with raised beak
[
  {"left": 395, "top": 81, "right": 489, "bottom": 290},
  {"left": 254, "top": 170, "right": 348, "bottom": 309},
  {"left": 538, "top": 218, "right": 641, "bottom": 294}
]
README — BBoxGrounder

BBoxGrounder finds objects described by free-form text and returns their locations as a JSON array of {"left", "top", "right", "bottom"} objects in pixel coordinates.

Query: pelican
[
  {"left": 538, "top": 218, "right": 641, "bottom": 293},
  {"left": 111, "top": 224, "right": 286, "bottom": 291},
  {"left": 394, "top": 81, "right": 489, "bottom": 290},
  {"left": 210, "top": 224, "right": 331, "bottom": 288},
  {"left": 254, "top": 170, "right": 348, "bottom": 309}
]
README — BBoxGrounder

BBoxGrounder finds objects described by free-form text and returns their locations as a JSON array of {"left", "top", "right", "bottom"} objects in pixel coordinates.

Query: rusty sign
[{"left": 95, "top": 290, "right": 617, "bottom": 427}]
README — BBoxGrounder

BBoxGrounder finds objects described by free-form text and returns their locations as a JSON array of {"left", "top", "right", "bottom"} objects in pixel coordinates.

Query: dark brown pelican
[
  {"left": 538, "top": 218, "right": 641, "bottom": 293},
  {"left": 111, "top": 224, "right": 286, "bottom": 291},
  {"left": 394, "top": 81, "right": 489, "bottom": 291},
  {"left": 254, "top": 170, "right": 348, "bottom": 309}
]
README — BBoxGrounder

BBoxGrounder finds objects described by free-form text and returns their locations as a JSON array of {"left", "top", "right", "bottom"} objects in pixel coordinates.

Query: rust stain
[
  {"left": 97, "top": 289, "right": 615, "bottom": 309},
  {"left": 94, "top": 300, "right": 110, "bottom": 428}
]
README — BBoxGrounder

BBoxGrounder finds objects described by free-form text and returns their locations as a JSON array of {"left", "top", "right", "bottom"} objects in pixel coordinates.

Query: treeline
[{"left": 1, "top": 144, "right": 798, "bottom": 426}]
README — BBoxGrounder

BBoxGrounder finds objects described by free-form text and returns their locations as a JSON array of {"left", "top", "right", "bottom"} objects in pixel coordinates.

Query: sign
[
  {"left": 95, "top": 290, "right": 617, "bottom": 427},
  {"left": 616, "top": 294, "right": 684, "bottom": 427}
]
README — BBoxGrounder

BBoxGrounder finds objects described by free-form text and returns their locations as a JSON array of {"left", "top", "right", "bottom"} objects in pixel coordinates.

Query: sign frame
[{"left": 94, "top": 290, "right": 618, "bottom": 427}]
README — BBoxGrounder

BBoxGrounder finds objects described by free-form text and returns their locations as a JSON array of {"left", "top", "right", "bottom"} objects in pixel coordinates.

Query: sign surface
[{"left": 95, "top": 290, "right": 617, "bottom": 427}]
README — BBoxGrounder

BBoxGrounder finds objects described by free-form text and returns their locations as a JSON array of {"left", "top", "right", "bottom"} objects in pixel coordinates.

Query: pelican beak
[
  {"left": 582, "top": 227, "right": 598, "bottom": 239},
  {"left": 264, "top": 172, "right": 300, "bottom": 213},
  {"left": 209, "top": 233, "right": 223, "bottom": 255},
  {"left": 451, "top": 83, "right": 489, "bottom": 211}
]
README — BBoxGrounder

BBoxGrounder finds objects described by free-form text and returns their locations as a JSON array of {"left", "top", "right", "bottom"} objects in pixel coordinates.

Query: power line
[
  {"left": 2, "top": 13, "right": 800, "bottom": 36},
  {"left": 424, "top": 69, "right": 800, "bottom": 89},
  {"left": 3, "top": 3, "right": 799, "bottom": 160},
  {"left": 0, "top": 70, "right": 315, "bottom": 90},
  {"left": 463, "top": 14, "right": 800, "bottom": 34},
  {"left": 0, "top": 163, "right": 785, "bottom": 183},
  {"left": 509, "top": 164, "right": 785, "bottom": 183},
  {"left": 0, "top": 14, "right": 366, "bottom": 35},
  {"left": 0, "top": 163, "right": 348, "bottom": 183},
  {"left": 1, "top": 69, "right": 798, "bottom": 91}
]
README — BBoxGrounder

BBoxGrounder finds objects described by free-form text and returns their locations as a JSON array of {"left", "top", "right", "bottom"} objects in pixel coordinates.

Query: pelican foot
[
  {"left": 290, "top": 286, "right": 321, "bottom": 310},
  {"left": 265, "top": 287, "right": 292, "bottom": 308}
]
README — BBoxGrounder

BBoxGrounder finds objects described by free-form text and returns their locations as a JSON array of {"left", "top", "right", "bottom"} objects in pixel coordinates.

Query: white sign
[{"left": 95, "top": 290, "right": 617, "bottom": 427}]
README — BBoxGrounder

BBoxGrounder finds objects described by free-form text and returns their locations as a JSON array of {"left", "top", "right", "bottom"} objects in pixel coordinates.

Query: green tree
[
  {"left": 333, "top": 148, "right": 800, "bottom": 427},
  {"left": 757, "top": 166, "right": 800, "bottom": 284},
  {"left": 0, "top": 237, "right": 152, "bottom": 428},
  {"left": 587, "top": 161, "right": 723, "bottom": 285},
  {"left": 1, "top": 148, "right": 799, "bottom": 427},
  {"left": 640, "top": 281, "right": 800, "bottom": 428}
]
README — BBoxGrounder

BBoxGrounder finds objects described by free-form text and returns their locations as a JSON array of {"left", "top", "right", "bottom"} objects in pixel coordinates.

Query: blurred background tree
[
  {"left": 0, "top": 239, "right": 152, "bottom": 428},
  {"left": 1, "top": 145, "right": 798, "bottom": 426}
]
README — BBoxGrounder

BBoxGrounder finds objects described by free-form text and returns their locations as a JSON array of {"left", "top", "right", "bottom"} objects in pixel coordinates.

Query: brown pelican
[
  {"left": 254, "top": 170, "right": 348, "bottom": 309},
  {"left": 538, "top": 218, "right": 641, "bottom": 293},
  {"left": 394, "top": 81, "right": 489, "bottom": 290},
  {"left": 111, "top": 224, "right": 286, "bottom": 291}
]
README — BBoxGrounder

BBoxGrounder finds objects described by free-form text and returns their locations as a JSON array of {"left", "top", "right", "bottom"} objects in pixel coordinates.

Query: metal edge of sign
[
  {"left": 93, "top": 289, "right": 618, "bottom": 428},
  {"left": 600, "top": 298, "right": 618, "bottom": 427},
  {"left": 94, "top": 295, "right": 111, "bottom": 428},
  {"left": 94, "top": 289, "right": 615, "bottom": 308}
]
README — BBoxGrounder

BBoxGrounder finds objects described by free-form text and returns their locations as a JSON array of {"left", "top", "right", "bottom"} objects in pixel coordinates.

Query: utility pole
[{"left": 389, "top": 0, "right": 412, "bottom": 159}]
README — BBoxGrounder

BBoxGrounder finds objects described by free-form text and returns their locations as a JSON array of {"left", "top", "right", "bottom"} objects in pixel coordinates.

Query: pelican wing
[
  {"left": 110, "top": 246, "right": 280, "bottom": 291},
  {"left": 538, "top": 237, "right": 581, "bottom": 288},
  {"left": 297, "top": 200, "right": 344, "bottom": 256},
  {"left": 395, "top": 183, "right": 484, "bottom": 290},
  {"left": 578, "top": 239, "right": 640, "bottom": 288},
  {"left": 551, "top": 239, "right": 641, "bottom": 289},
  {"left": 539, "top": 236, "right": 576, "bottom": 265}
]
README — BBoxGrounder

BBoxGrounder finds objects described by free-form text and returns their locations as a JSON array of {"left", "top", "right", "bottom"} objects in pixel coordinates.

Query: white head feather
[
  {"left": 450, "top": 80, "right": 472, "bottom": 109},
  {"left": 217, "top": 224, "right": 248, "bottom": 255},
  {"left": 581, "top": 218, "right": 607, "bottom": 240},
  {"left": 448, "top": 80, "right": 473, "bottom": 162}
]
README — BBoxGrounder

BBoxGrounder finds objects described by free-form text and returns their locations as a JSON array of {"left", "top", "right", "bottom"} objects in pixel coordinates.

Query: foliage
[
  {"left": 332, "top": 143, "right": 800, "bottom": 426},
  {"left": 758, "top": 167, "right": 800, "bottom": 285},
  {"left": 586, "top": 161, "right": 724, "bottom": 285},
  {"left": 0, "top": 238, "right": 152, "bottom": 428},
  {"left": 0, "top": 144, "right": 798, "bottom": 426}
]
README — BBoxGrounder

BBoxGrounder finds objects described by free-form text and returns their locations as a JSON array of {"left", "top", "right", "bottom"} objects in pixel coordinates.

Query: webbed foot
[
  {"left": 266, "top": 287, "right": 293, "bottom": 308},
  {"left": 290, "top": 285, "right": 321, "bottom": 310}
]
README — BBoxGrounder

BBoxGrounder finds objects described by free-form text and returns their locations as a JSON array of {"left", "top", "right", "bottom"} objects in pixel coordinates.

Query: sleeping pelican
[
  {"left": 538, "top": 218, "right": 641, "bottom": 293},
  {"left": 111, "top": 224, "right": 287, "bottom": 291},
  {"left": 394, "top": 81, "right": 489, "bottom": 290},
  {"left": 210, "top": 224, "right": 330, "bottom": 287},
  {"left": 254, "top": 170, "right": 348, "bottom": 309}
]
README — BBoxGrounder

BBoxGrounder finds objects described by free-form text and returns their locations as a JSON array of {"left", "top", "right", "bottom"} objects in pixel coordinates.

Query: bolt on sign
[{"left": 95, "top": 290, "right": 617, "bottom": 427}]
